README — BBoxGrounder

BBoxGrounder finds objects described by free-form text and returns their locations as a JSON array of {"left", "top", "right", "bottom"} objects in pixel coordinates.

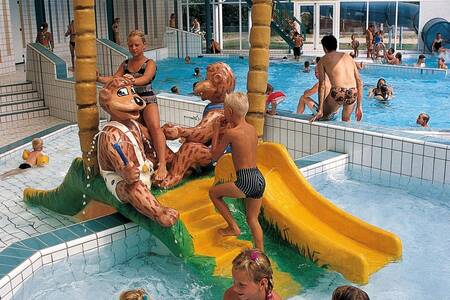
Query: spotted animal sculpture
[
  {"left": 98, "top": 77, "right": 179, "bottom": 227},
  {"left": 160, "top": 62, "right": 236, "bottom": 187}
]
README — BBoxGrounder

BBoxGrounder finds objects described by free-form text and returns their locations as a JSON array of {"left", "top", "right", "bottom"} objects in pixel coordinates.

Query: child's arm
[
  {"left": 303, "top": 82, "right": 319, "bottom": 97},
  {"left": 210, "top": 120, "right": 231, "bottom": 161}
]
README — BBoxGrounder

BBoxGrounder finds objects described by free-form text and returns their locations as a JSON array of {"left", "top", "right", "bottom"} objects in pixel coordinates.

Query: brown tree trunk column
[
  {"left": 74, "top": 0, "right": 99, "bottom": 176},
  {"left": 247, "top": 0, "right": 272, "bottom": 139}
]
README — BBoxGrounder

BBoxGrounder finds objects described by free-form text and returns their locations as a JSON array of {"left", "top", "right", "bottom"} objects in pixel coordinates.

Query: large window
[
  {"left": 339, "top": 2, "right": 367, "bottom": 50},
  {"left": 397, "top": 2, "right": 420, "bottom": 50},
  {"left": 300, "top": 5, "right": 314, "bottom": 46},
  {"left": 222, "top": 4, "right": 240, "bottom": 50},
  {"left": 369, "top": 1, "right": 397, "bottom": 49}
]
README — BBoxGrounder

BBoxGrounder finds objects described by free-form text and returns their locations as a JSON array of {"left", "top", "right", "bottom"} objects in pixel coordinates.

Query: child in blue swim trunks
[{"left": 209, "top": 92, "right": 266, "bottom": 251}]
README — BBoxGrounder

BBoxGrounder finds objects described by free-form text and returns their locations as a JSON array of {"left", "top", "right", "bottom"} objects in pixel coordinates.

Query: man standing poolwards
[{"left": 310, "top": 35, "right": 363, "bottom": 123}]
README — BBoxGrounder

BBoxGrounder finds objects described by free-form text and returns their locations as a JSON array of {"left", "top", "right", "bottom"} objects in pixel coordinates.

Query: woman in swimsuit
[
  {"left": 369, "top": 78, "right": 393, "bottom": 101},
  {"left": 432, "top": 33, "right": 444, "bottom": 53},
  {"left": 35, "top": 22, "right": 54, "bottom": 52},
  {"left": 97, "top": 30, "right": 168, "bottom": 181}
]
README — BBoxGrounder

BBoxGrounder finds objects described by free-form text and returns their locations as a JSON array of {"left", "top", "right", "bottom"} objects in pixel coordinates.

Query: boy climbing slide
[{"left": 209, "top": 92, "right": 266, "bottom": 251}]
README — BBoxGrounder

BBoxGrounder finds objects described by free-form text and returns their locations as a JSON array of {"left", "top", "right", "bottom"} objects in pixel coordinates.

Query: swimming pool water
[
  {"left": 153, "top": 57, "right": 450, "bottom": 129},
  {"left": 401, "top": 53, "right": 450, "bottom": 68},
  {"left": 295, "top": 166, "right": 450, "bottom": 300},
  {"left": 14, "top": 164, "right": 450, "bottom": 299}
]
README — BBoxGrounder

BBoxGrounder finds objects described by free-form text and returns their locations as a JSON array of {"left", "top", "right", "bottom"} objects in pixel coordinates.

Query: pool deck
[{"left": 0, "top": 124, "right": 347, "bottom": 252}]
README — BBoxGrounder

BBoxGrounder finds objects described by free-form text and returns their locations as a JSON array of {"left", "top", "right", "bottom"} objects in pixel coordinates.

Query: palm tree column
[
  {"left": 74, "top": 0, "right": 99, "bottom": 176},
  {"left": 247, "top": 0, "right": 272, "bottom": 139}
]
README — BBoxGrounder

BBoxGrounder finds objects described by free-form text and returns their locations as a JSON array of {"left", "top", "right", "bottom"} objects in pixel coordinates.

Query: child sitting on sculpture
[
  {"left": 224, "top": 249, "right": 281, "bottom": 300},
  {"left": 209, "top": 92, "right": 266, "bottom": 251},
  {"left": 0, "top": 138, "right": 48, "bottom": 179}
]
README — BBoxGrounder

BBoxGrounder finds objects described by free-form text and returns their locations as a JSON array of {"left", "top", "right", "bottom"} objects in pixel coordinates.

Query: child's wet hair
[
  {"left": 419, "top": 112, "right": 430, "bottom": 123},
  {"left": 32, "top": 138, "right": 43, "bottom": 150},
  {"left": 119, "top": 288, "right": 149, "bottom": 300},
  {"left": 332, "top": 285, "right": 370, "bottom": 300},
  {"left": 266, "top": 83, "right": 273, "bottom": 94},
  {"left": 224, "top": 92, "right": 249, "bottom": 117},
  {"left": 232, "top": 249, "right": 274, "bottom": 294},
  {"left": 127, "top": 30, "right": 146, "bottom": 44},
  {"left": 304, "top": 61, "right": 310, "bottom": 68}
]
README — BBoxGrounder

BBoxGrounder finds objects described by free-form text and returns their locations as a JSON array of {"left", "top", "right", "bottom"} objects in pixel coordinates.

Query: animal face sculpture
[
  {"left": 194, "top": 62, "right": 236, "bottom": 103},
  {"left": 99, "top": 78, "right": 146, "bottom": 121}
]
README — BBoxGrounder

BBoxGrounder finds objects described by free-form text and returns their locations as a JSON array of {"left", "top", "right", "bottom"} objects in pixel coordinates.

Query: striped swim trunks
[{"left": 235, "top": 167, "right": 266, "bottom": 199}]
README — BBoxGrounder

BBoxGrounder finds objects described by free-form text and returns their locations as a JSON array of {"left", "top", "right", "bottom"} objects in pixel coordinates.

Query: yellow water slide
[
  {"left": 214, "top": 142, "right": 402, "bottom": 284},
  {"left": 157, "top": 177, "right": 301, "bottom": 298}
]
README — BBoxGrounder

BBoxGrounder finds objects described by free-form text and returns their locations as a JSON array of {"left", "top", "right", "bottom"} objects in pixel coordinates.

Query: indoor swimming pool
[
  {"left": 152, "top": 56, "right": 450, "bottom": 129},
  {"left": 10, "top": 163, "right": 450, "bottom": 299}
]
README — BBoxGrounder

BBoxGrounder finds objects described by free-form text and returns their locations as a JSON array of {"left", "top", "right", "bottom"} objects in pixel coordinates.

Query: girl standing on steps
[{"left": 97, "top": 30, "right": 168, "bottom": 182}]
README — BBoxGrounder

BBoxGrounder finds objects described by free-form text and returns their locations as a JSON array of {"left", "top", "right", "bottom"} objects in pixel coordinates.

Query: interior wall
[
  {"left": 0, "top": 0, "right": 15, "bottom": 75},
  {"left": 112, "top": 0, "right": 175, "bottom": 50}
]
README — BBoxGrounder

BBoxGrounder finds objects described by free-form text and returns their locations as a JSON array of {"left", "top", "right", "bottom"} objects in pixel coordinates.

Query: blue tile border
[{"left": 0, "top": 212, "right": 131, "bottom": 296}]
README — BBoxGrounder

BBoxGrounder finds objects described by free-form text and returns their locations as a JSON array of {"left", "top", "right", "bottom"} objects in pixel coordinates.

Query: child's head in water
[
  {"left": 304, "top": 61, "right": 310, "bottom": 72},
  {"left": 119, "top": 289, "right": 150, "bottom": 300},
  {"left": 224, "top": 92, "right": 249, "bottom": 120},
  {"left": 32, "top": 138, "right": 43, "bottom": 152},
  {"left": 194, "top": 67, "right": 200, "bottom": 76},
  {"left": 332, "top": 285, "right": 370, "bottom": 300},
  {"left": 170, "top": 86, "right": 179, "bottom": 94},
  {"left": 231, "top": 249, "right": 275, "bottom": 300},
  {"left": 127, "top": 30, "right": 146, "bottom": 56},
  {"left": 416, "top": 113, "right": 430, "bottom": 127}
]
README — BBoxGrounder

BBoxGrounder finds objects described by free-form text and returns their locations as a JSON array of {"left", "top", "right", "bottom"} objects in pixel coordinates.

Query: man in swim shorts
[{"left": 310, "top": 35, "right": 363, "bottom": 122}]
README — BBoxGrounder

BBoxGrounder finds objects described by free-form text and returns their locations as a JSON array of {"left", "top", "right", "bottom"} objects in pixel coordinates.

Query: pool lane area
[{"left": 152, "top": 56, "right": 450, "bottom": 129}]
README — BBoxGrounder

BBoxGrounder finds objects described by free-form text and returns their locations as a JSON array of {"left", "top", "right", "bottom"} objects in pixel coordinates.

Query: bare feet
[
  {"left": 154, "top": 165, "right": 168, "bottom": 181},
  {"left": 156, "top": 210, "right": 178, "bottom": 227},
  {"left": 157, "top": 174, "right": 183, "bottom": 188},
  {"left": 218, "top": 226, "right": 241, "bottom": 237}
]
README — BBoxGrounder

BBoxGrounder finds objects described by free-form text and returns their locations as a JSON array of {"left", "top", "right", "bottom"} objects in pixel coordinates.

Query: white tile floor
[
  {"left": 0, "top": 126, "right": 81, "bottom": 250},
  {"left": 0, "top": 124, "right": 182, "bottom": 251},
  {"left": 0, "top": 116, "right": 69, "bottom": 148}
]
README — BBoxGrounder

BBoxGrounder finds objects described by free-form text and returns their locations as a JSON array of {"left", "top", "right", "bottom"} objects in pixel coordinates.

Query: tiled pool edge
[
  {"left": 0, "top": 213, "right": 132, "bottom": 299},
  {"left": 157, "top": 93, "right": 450, "bottom": 185}
]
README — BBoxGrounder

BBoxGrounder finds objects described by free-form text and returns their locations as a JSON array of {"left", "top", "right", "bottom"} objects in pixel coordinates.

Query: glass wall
[
  {"left": 222, "top": 4, "right": 240, "bottom": 50},
  {"left": 396, "top": 2, "right": 420, "bottom": 50},
  {"left": 339, "top": 2, "right": 367, "bottom": 50},
  {"left": 180, "top": 1, "right": 421, "bottom": 52},
  {"left": 339, "top": 1, "right": 420, "bottom": 52},
  {"left": 300, "top": 5, "right": 314, "bottom": 46},
  {"left": 369, "top": 1, "right": 397, "bottom": 49}
]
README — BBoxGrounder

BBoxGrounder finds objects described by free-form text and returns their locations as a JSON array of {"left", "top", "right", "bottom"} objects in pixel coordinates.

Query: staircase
[
  {"left": 0, "top": 82, "right": 49, "bottom": 123},
  {"left": 246, "top": 0, "right": 306, "bottom": 49}
]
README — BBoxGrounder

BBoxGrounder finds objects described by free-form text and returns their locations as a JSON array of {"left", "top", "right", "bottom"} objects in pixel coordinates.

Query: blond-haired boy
[{"left": 209, "top": 92, "right": 266, "bottom": 251}]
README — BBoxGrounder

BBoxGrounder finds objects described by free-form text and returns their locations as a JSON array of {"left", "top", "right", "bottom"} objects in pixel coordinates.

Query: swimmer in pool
[
  {"left": 368, "top": 78, "right": 393, "bottom": 101},
  {"left": 416, "top": 113, "right": 430, "bottom": 128}
]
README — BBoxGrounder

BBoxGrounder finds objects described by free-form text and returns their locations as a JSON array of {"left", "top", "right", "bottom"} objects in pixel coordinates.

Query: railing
[
  {"left": 164, "top": 27, "right": 203, "bottom": 58},
  {"left": 246, "top": 0, "right": 306, "bottom": 49}
]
